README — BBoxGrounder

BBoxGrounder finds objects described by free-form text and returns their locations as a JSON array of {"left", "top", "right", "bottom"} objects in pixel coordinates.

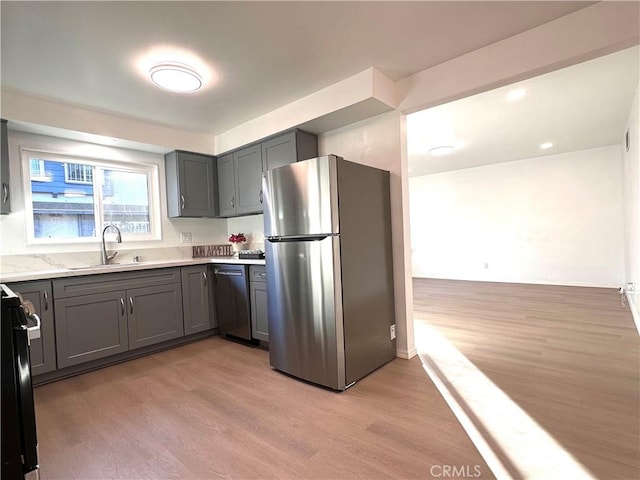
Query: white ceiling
[
  {"left": 1, "top": 1, "right": 593, "bottom": 136},
  {"left": 407, "top": 45, "right": 640, "bottom": 177}
]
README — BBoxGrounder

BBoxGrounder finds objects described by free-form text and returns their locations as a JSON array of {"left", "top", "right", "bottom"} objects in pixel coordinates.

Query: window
[
  {"left": 22, "top": 150, "right": 160, "bottom": 243},
  {"left": 65, "top": 163, "right": 93, "bottom": 184},
  {"left": 29, "top": 159, "right": 50, "bottom": 182}
]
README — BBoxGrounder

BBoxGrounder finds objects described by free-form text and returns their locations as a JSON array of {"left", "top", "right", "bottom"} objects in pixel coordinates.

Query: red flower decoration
[{"left": 228, "top": 233, "right": 247, "bottom": 244}]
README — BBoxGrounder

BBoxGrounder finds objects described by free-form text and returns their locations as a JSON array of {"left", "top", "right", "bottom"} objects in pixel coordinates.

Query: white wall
[
  {"left": 622, "top": 80, "right": 640, "bottom": 322},
  {"left": 0, "top": 131, "right": 228, "bottom": 256},
  {"left": 227, "top": 214, "right": 265, "bottom": 251},
  {"left": 410, "top": 145, "right": 625, "bottom": 287},
  {"left": 319, "top": 112, "right": 415, "bottom": 359}
]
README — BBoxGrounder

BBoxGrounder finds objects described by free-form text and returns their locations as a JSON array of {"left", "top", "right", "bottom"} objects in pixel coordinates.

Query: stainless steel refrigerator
[{"left": 263, "top": 155, "right": 396, "bottom": 390}]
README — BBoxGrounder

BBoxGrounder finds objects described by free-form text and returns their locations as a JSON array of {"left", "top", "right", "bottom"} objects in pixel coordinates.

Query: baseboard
[
  {"left": 396, "top": 347, "right": 417, "bottom": 359},
  {"left": 413, "top": 275, "right": 621, "bottom": 289},
  {"left": 626, "top": 291, "right": 640, "bottom": 336}
]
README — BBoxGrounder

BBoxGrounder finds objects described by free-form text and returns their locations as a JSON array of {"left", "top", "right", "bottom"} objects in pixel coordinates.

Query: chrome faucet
[{"left": 101, "top": 225, "right": 122, "bottom": 265}]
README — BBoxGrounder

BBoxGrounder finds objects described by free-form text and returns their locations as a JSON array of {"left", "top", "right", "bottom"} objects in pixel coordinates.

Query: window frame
[{"left": 21, "top": 148, "right": 162, "bottom": 245}]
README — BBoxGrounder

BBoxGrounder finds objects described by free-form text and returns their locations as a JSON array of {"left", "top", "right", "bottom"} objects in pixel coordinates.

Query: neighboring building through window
[
  {"left": 29, "top": 159, "right": 50, "bottom": 182},
  {"left": 22, "top": 151, "right": 159, "bottom": 242}
]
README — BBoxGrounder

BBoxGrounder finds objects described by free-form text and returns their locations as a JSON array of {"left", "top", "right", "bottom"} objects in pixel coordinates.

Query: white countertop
[{"left": 1, "top": 257, "right": 266, "bottom": 283}]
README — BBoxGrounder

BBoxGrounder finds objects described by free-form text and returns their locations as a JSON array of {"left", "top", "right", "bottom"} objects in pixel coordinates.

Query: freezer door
[
  {"left": 265, "top": 235, "right": 345, "bottom": 390},
  {"left": 263, "top": 155, "right": 339, "bottom": 237}
]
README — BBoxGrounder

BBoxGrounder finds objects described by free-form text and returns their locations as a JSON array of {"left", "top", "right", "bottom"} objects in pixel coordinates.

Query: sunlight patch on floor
[{"left": 414, "top": 320, "right": 595, "bottom": 480}]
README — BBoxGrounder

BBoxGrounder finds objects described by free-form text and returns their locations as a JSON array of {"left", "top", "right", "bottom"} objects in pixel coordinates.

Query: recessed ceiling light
[
  {"left": 428, "top": 146, "right": 455, "bottom": 156},
  {"left": 507, "top": 88, "right": 527, "bottom": 102},
  {"left": 149, "top": 62, "right": 203, "bottom": 92},
  {"left": 540, "top": 142, "right": 553, "bottom": 150}
]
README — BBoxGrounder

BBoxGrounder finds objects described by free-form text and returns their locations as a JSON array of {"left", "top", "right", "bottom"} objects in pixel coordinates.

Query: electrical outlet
[
  {"left": 390, "top": 324, "right": 396, "bottom": 340},
  {"left": 180, "top": 232, "right": 193, "bottom": 244}
]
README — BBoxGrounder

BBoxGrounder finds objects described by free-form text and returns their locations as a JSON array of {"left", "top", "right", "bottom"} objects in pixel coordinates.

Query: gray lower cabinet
[
  {"left": 165, "top": 150, "right": 217, "bottom": 217},
  {"left": 54, "top": 291, "right": 128, "bottom": 368},
  {"left": 53, "top": 268, "right": 184, "bottom": 369},
  {"left": 1, "top": 119, "right": 11, "bottom": 215},
  {"left": 249, "top": 265, "right": 269, "bottom": 342},
  {"left": 8, "top": 280, "right": 56, "bottom": 375},
  {"left": 127, "top": 283, "right": 184, "bottom": 349},
  {"left": 181, "top": 265, "right": 216, "bottom": 335}
]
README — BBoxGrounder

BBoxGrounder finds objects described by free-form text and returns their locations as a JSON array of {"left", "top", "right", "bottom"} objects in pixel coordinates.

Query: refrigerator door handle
[{"left": 266, "top": 234, "right": 331, "bottom": 243}]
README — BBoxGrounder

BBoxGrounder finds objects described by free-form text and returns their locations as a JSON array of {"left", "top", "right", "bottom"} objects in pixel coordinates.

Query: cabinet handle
[
  {"left": 2, "top": 183, "right": 8, "bottom": 203},
  {"left": 231, "top": 196, "right": 235, "bottom": 208},
  {"left": 43, "top": 290, "right": 49, "bottom": 311},
  {"left": 259, "top": 189, "right": 263, "bottom": 204},
  {"left": 180, "top": 195, "right": 185, "bottom": 210},
  {"left": 129, "top": 297, "right": 134, "bottom": 315},
  {"left": 202, "top": 271, "right": 207, "bottom": 287},
  {"left": 120, "top": 298, "right": 125, "bottom": 316},
  {"left": 258, "top": 273, "right": 267, "bottom": 277}
]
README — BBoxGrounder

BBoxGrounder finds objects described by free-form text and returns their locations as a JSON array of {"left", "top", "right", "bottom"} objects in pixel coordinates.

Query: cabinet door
[
  {"left": 178, "top": 152, "right": 216, "bottom": 217},
  {"left": 55, "top": 291, "right": 128, "bottom": 369},
  {"left": 234, "top": 145, "right": 263, "bottom": 215},
  {"left": 213, "top": 265, "right": 251, "bottom": 340},
  {"left": 128, "top": 283, "right": 184, "bottom": 350},
  {"left": 217, "top": 153, "right": 236, "bottom": 217},
  {"left": 9, "top": 281, "right": 56, "bottom": 375},
  {"left": 250, "top": 282, "right": 269, "bottom": 342},
  {"left": 181, "top": 265, "right": 214, "bottom": 335},
  {"left": 1, "top": 119, "right": 11, "bottom": 214},
  {"left": 262, "top": 131, "right": 297, "bottom": 172}
]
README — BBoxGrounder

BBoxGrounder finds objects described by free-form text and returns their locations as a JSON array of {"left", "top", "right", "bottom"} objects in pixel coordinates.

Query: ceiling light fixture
[
  {"left": 149, "top": 62, "right": 203, "bottom": 92},
  {"left": 540, "top": 142, "right": 553, "bottom": 150},
  {"left": 428, "top": 146, "right": 455, "bottom": 156}
]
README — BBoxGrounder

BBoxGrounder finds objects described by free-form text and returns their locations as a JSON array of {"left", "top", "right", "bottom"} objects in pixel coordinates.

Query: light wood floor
[
  {"left": 34, "top": 336, "right": 494, "bottom": 479},
  {"left": 413, "top": 278, "right": 640, "bottom": 480}
]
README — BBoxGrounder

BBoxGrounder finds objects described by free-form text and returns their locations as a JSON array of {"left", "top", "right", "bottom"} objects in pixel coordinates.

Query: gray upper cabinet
[
  {"left": 234, "top": 145, "right": 263, "bottom": 215},
  {"left": 8, "top": 280, "right": 56, "bottom": 375},
  {"left": 216, "top": 130, "right": 317, "bottom": 218},
  {"left": 217, "top": 153, "right": 235, "bottom": 217},
  {"left": 1, "top": 119, "right": 11, "bottom": 215},
  {"left": 261, "top": 130, "right": 318, "bottom": 172},
  {"left": 181, "top": 265, "right": 215, "bottom": 335},
  {"left": 165, "top": 150, "right": 217, "bottom": 217}
]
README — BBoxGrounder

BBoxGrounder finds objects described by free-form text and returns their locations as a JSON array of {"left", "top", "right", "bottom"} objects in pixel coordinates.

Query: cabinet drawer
[
  {"left": 249, "top": 265, "right": 267, "bottom": 283},
  {"left": 54, "top": 268, "right": 181, "bottom": 298}
]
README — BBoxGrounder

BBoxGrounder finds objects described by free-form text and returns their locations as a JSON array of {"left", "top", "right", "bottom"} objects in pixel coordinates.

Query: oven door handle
[
  {"left": 26, "top": 313, "right": 41, "bottom": 342},
  {"left": 13, "top": 323, "right": 39, "bottom": 472}
]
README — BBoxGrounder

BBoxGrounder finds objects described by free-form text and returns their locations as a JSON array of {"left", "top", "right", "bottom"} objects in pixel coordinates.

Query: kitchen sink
[{"left": 66, "top": 262, "right": 148, "bottom": 271}]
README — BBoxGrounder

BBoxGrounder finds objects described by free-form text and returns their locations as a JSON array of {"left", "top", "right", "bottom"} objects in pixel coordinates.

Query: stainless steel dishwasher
[{"left": 212, "top": 264, "right": 255, "bottom": 343}]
